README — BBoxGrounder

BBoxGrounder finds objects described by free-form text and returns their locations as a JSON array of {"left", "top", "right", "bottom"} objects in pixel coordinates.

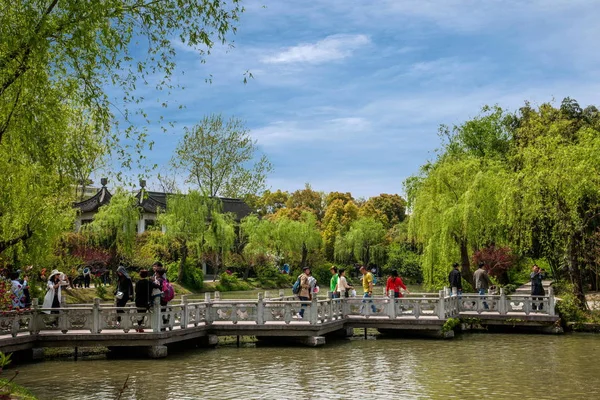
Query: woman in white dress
[{"left": 42, "top": 270, "right": 67, "bottom": 314}]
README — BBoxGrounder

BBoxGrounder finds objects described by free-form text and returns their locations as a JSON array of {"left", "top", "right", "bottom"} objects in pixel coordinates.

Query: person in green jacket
[{"left": 330, "top": 266, "right": 340, "bottom": 299}]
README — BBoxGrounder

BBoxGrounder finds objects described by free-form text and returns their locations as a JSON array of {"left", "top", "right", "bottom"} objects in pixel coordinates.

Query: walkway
[{"left": 0, "top": 288, "right": 560, "bottom": 357}]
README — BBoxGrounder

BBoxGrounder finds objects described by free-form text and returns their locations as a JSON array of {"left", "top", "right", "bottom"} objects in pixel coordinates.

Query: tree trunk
[
  {"left": 213, "top": 251, "right": 221, "bottom": 281},
  {"left": 567, "top": 235, "right": 588, "bottom": 309},
  {"left": 460, "top": 239, "right": 473, "bottom": 287},
  {"left": 178, "top": 240, "right": 188, "bottom": 284},
  {"left": 301, "top": 243, "right": 308, "bottom": 268}
]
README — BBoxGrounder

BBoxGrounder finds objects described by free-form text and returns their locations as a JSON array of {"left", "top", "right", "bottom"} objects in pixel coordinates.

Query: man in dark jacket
[
  {"left": 448, "top": 263, "right": 462, "bottom": 297},
  {"left": 134, "top": 269, "right": 159, "bottom": 332}
]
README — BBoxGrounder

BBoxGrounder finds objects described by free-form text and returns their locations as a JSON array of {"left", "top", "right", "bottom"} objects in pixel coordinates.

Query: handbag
[{"left": 115, "top": 291, "right": 124, "bottom": 300}]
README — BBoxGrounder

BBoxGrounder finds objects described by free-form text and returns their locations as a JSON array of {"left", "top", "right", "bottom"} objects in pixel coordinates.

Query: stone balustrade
[{"left": 0, "top": 287, "right": 556, "bottom": 338}]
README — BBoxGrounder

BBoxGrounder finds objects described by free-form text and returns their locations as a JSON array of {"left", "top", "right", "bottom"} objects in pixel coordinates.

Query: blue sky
[{"left": 109, "top": 0, "right": 600, "bottom": 198}]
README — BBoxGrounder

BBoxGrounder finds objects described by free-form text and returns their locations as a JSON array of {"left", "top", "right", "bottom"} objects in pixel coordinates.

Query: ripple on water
[{"left": 11, "top": 333, "right": 600, "bottom": 400}]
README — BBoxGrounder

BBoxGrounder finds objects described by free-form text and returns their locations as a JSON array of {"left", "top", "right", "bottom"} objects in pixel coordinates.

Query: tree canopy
[{"left": 172, "top": 114, "right": 272, "bottom": 198}]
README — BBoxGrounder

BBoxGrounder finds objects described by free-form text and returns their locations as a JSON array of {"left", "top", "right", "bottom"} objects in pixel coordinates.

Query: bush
[
  {"left": 166, "top": 260, "right": 204, "bottom": 291},
  {"left": 554, "top": 281, "right": 586, "bottom": 323},
  {"left": 95, "top": 280, "right": 107, "bottom": 299},
  {"left": 385, "top": 243, "right": 423, "bottom": 284},
  {"left": 255, "top": 266, "right": 293, "bottom": 289},
  {"left": 216, "top": 272, "right": 253, "bottom": 291}
]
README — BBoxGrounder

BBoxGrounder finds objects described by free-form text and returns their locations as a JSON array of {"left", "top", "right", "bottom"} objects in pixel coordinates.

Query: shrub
[
  {"left": 95, "top": 280, "right": 107, "bottom": 299},
  {"left": 255, "top": 266, "right": 293, "bottom": 288},
  {"left": 554, "top": 281, "right": 587, "bottom": 323},
  {"left": 216, "top": 272, "right": 253, "bottom": 291},
  {"left": 166, "top": 260, "right": 204, "bottom": 291},
  {"left": 384, "top": 243, "right": 423, "bottom": 284}
]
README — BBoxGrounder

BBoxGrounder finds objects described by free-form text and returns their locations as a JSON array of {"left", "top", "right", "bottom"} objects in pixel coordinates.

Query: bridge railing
[
  {"left": 456, "top": 287, "right": 555, "bottom": 316},
  {"left": 0, "top": 288, "right": 557, "bottom": 338}
]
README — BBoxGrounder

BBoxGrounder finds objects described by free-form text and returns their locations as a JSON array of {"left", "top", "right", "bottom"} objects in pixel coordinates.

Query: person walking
[
  {"left": 329, "top": 266, "right": 340, "bottom": 299},
  {"left": 10, "top": 272, "right": 26, "bottom": 309},
  {"left": 134, "top": 270, "right": 159, "bottom": 332},
  {"left": 83, "top": 267, "right": 91, "bottom": 288},
  {"left": 336, "top": 268, "right": 354, "bottom": 298},
  {"left": 42, "top": 270, "right": 67, "bottom": 314},
  {"left": 115, "top": 266, "right": 134, "bottom": 324},
  {"left": 385, "top": 270, "right": 409, "bottom": 298},
  {"left": 360, "top": 265, "right": 377, "bottom": 314},
  {"left": 296, "top": 266, "right": 312, "bottom": 319},
  {"left": 448, "top": 263, "right": 462, "bottom": 297},
  {"left": 473, "top": 262, "right": 491, "bottom": 310},
  {"left": 531, "top": 265, "right": 546, "bottom": 311}
]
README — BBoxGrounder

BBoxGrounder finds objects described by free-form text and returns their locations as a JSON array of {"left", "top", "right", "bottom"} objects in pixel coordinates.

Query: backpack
[
  {"left": 161, "top": 279, "right": 175, "bottom": 302},
  {"left": 292, "top": 276, "right": 301, "bottom": 294}
]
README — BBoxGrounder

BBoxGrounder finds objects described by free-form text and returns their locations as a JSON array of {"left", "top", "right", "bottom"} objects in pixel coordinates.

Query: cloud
[{"left": 261, "top": 34, "right": 370, "bottom": 64}]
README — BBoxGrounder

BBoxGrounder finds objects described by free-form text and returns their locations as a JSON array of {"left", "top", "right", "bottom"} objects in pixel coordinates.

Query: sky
[{"left": 107, "top": 0, "right": 600, "bottom": 198}]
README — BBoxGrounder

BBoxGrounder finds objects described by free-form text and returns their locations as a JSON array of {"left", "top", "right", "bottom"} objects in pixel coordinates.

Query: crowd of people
[
  {"left": 1, "top": 262, "right": 175, "bottom": 331},
  {"left": 448, "top": 261, "right": 547, "bottom": 309},
  {"left": 293, "top": 265, "right": 411, "bottom": 318}
]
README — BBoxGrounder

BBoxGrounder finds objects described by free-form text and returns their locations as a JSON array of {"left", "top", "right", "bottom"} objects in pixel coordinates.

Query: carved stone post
[
  {"left": 438, "top": 290, "right": 445, "bottom": 319},
  {"left": 279, "top": 289, "right": 285, "bottom": 299},
  {"left": 387, "top": 290, "right": 396, "bottom": 319},
  {"left": 499, "top": 288, "right": 507, "bottom": 315},
  {"left": 214, "top": 291, "right": 221, "bottom": 301},
  {"left": 257, "top": 293, "right": 264, "bottom": 325},
  {"left": 92, "top": 298, "right": 101, "bottom": 333},
  {"left": 204, "top": 293, "right": 213, "bottom": 325},
  {"left": 152, "top": 296, "right": 161, "bottom": 333},
  {"left": 181, "top": 295, "right": 189, "bottom": 329},
  {"left": 309, "top": 294, "right": 318, "bottom": 324},
  {"left": 327, "top": 291, "right": 333, "bottom": 322},
  {"left": 30, "top": 298, "right": 40, "bottom": 335},
  {"left": 548, "top": 287, "right": 555, "bottom": 316}
]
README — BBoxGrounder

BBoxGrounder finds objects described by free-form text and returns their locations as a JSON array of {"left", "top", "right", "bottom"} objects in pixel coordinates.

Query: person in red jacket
[{"left": 385, "top": 270, "right": 410, "bottom": 298}]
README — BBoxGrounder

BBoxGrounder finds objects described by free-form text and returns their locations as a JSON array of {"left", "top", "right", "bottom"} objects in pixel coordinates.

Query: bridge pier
[{"left": 147, "top": 345, "right": 168, "bottom": 359}]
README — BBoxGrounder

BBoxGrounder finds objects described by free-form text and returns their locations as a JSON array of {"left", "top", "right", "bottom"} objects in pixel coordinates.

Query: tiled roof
[
  {"left": 73, "top": 187, "right": 112, "bottom": 213},
  {"left": 76, "top": 188, "right": 253, "bottom": 221}
]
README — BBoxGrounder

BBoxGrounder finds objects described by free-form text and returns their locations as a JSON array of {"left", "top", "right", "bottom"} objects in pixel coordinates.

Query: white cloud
[
  {"left": 251, "top": 116, "right": 371, "bottom": 148},
  {"left": 261, "top": 34, "right": 370, "bottom": 64}
]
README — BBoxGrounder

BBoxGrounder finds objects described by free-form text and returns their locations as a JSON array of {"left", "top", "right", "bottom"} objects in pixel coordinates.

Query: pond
[{"left": 12, "top": 333, "right": 600, "bottom": 399}]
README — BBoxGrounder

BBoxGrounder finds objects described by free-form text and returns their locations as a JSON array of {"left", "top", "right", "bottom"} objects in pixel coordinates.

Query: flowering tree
[{"left": 471, "top": 245, "right": 517, "bottom": 284}]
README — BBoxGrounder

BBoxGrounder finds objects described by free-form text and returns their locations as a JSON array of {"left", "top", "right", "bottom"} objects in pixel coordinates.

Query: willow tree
[
  {"left": 509, "top": 100, "right": 600, "bottom": 306},
  {"left": 159, "top": 191, "right": 211, "bottom": 283},
  {"left": 240, "top": 214, "right": 272, "bottom": 278},
  {"left": 0, "top": 1, "right": 243, "bottom": 263},
  {"left": 86, "top": 190, "right": 140, "bottom": 272},
  {"left": 335, "top": 217, "right": 387, "bottom": 267},
  {"left": 406, "top": 106, "right": 512, "bottom": 289},
  {"left": 205, "top": 209, "right": 236, "bottom": 279},
  {"left": 283, "top": 211, "right": 322, "bottom": 268}
]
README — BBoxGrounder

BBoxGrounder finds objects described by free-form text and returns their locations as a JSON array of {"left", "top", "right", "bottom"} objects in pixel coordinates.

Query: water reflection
[{"left": 13, "top": 333, "right": 600, "bottom": 399}]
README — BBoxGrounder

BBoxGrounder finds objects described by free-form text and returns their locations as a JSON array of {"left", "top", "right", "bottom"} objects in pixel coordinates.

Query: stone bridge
[{"left": 0, "top": 288, "right": 560, "bottom": 358}]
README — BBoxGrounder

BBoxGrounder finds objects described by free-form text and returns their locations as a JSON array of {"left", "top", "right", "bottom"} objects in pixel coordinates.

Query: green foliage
[
  {"left": 385, "top": 243, "right": 423, "bottom": 284},
  {"left": 216, "top": 272, "right": 253, "bottom": 292},
  {"left": 254, "top": 266, "right": 293, "bottom": 289},
  {"left": 86, "top": 190, "right": 140, "bottom": 258},
  {"left": 166, "top": 260, "right": 204, "bottom": 291},
  {"left": 335, "top": 217, "right": 387, "bottom": 266},
  {"left": 0, "top": 351, "right": 11, "bottom": 369},
  {"left": 172, "top": 114, "right": 272, "bottom": 198},
  {"left": 94, "top": 280, "right": 107, "bottom": 299},
  {"left": 554, "top": 282, "right": 587, "bottom": 323},
  {"left": 441, "top": 317, "right": 460, "bottom": 333}
]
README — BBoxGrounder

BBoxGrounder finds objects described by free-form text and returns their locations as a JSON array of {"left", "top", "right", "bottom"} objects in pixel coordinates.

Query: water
[{"left": 12, "top": 333, "right": 600, "bottom": 399}]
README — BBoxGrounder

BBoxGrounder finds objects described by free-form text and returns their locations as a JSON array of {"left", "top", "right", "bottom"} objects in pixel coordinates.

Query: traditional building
[{"left": 73, "top": 178, "right": 253, "bottom": 233}]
